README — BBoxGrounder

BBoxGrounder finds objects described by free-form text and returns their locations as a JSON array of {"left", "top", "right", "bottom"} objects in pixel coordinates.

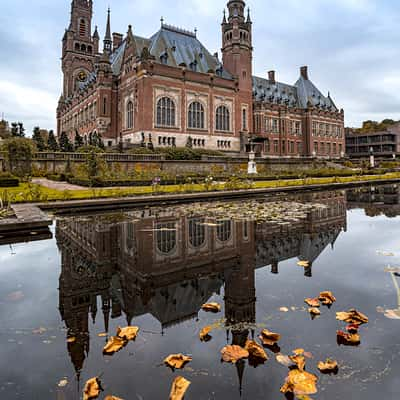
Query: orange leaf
[
  {"left": 116, "top": 326, "right": 139, "bottom": 341},
  {"left": 304, "top": 298, "right": 320, "bottom": 308},
  {"left": 83, "top": 377, "right": 103, "bottom": 400},
  {"left": 169, "top": 376, "right": 191, "bottom": 400},
  {"left": 201, "top": 303, "right": 221, "bottom": 313},
  {"left": 164, "top": 354, "right": 192, "bottom": 369},
  {"left": 103, "top": 336, "right": 126, "bottom": 355},
  {"left": 280, "top": 369, "right": 318, "bottom": 396},
  {"left": 245, "top": 340, "right": 268, "bottom": 363},
  {"left": 259, "top": 329, "right": 281, "bottom": 346},
  {"left": 199, "top": 326, "right": 212, "bottom": 342},
  {"left": 221, "top": 345, "right": 249, "bottom": 364},
  {"left": 309, "top": 307, "right": 321, "bottom": 316},
  {"left": 337, "top": 330, "right": 361, "bottom": 346},
  {"left": 318, "top": 358, "right": 339, "bottom": 374},
  {"left": 319, "top": 291, "right": 336, "bottom": 306},
  {"left": 336, "top": 309, "right": 368, "bottom": 325}
]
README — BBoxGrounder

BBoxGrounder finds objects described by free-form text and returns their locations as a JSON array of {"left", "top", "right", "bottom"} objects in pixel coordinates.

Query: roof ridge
[{"left": 161, "top": 23, "right": 197, "bottom": 38}]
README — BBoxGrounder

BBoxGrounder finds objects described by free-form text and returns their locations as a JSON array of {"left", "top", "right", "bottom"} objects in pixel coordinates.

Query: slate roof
[{"left": 252, "top": 74, "right": 338, "bottom": 111}]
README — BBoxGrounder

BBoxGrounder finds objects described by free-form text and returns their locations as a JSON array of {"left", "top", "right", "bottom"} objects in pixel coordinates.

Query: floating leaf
[
  {"left": 98, "top": 333, "right": 108, "bottom": 337},
  {"left": 103, "top": 336, "right": 126, "bottom": 355},
  {"left": 289, "top": 354, "right": 306, "bottom": 372},
  {"left": 318, "top": 358, "right": 339, "bottom": 374},
  {"left": 336, "top": 309, "right": 368, "bottom": 325},
  {"left": 104, "top": 396, "right": 124, "bottom": 400},
  {"left": 245, "top": 340, "right": 268, "bottom": 363},
  {"left": 309, "top": 307, "right": 321, "bottom": 317},
  {"left": 169, "top": 376, "right": 191, "bottom": 400},
  {"left": 279, "top": 307, "right": 289, "bottom": 312},
  {"left": 221, "top": 345, "right": 249, "bottom": 364},
  {"left": 259, "top": 329, "right": 281, "bottom": 346},
  {"left": 32, "top": 327, "right": 47, "bottom": 335},
  {"left": 280, "top": 369, "right": 318, "bottom": 396},
  {"left": 67, "top": 337, "right": 76, "bottom": 343},
  {"left": 199, "top": 326, "right": 212, "bottom": 342},
  {"left": 297, "top": 261, "right": 310, "bottom": 268},
  {"left": 346, "top": 324, "right": 360, "bottom": 334},
  {"left": 384, "top": 309, "right": 400, "bottom": 320},
  {"left": 201, "top": 303, "right": 221, "bottom": 313},
  {"left": 305, "top": 298, "right": 320, "bottom": 308},
  {"left": 116, "top": 326, "right": 139, "bottom": 341},
  {"left": 276, "top": 354, "right": 292, "bottom": 367},
  {"left": 164, "top": 354, "right": 192, "bottom": 370},
  {"left": 319, "top": 291, "right": 336, "bottom": 306},
  {"left": 83, "top": 377, "right": 103, "bottom": 400},
  {"left": 337, "top": 330, "right": 361, "bottom": 346},
  {"left": 58, "top": 378, "right": 68, "bottom": 387}
]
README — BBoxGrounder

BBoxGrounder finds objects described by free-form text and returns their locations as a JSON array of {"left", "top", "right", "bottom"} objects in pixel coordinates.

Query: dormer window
[
  {"left": 160, "top": 52, "right": 168, "bottom": 65},
  {"left": 189, "top": 60, "right": 197, "bottom": 72}
]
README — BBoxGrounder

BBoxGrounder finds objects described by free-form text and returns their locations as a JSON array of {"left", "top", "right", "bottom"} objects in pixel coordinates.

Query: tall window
[
  {"left": 242, "top": 108, "right": 247, "bottom": 130},
  {"left": 79, "top": 19, "right": 86, "bottom": 36},
  {"left": 156, "top": 97, "right": 176, "bottom": 127},
  {"left": 216, "top": 105, "right": 230, "bottom": 131},
  {"left": 188, "top": 102, "right": 205, "bottom": 129},
  {"left": 156, "top": 222, "right": 176, "bottom": 254},
  {"left": 217, "top": 220, "right": 232, "bottom": 242},
  {"left": 188, "top": 218, "right": 206, "bottom": 248},
  {"left": 103, "top": 97, "right": 107, "bottom": 115},
  {"left": 126, "top": 101, "right": 134, "bottom": 129}
]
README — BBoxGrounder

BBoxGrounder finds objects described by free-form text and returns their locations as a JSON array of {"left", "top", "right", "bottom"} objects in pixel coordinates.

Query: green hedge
[{"left": 0, "top": 173, "right": 19, "bottom": 187}]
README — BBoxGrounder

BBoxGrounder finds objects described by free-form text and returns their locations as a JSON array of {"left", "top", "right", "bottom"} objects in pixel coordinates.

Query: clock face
[{"left": 77, "top": 70, "right": 87, "bottom": 82}]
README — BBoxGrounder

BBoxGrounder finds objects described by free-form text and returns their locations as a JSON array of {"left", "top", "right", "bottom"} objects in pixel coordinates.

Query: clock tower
[{"left": 61, "top": 0, "right": 98, "bottom": 98}]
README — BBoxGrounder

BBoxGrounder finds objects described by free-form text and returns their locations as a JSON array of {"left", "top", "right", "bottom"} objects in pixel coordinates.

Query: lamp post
[{"left": 369, "top": 146, "right": 375, "bottom": 168}]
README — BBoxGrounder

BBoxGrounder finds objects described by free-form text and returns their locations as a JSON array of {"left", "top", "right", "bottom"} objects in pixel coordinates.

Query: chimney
[
  {"left": 113, "top": 33, "right": 123, "bottom": 51},
  {"left": 268, "top": 70, "right": 275, "bottom": 83},
  {"left": 300, "top": 66, "right": 309, "bottom": 80}
]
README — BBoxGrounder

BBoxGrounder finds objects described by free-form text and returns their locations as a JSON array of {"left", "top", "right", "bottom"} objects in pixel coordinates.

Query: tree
[
  {"left": 32, "top": 126, "right": 46, "bottom": 151},
  {"left": 0, "top": 137, "right": 36, "bottom": 177},
  {"left": 59, "top": 132, "right": 73, "bottom": 152},
  {"left": 10, "top": 122, "right": 25, "bottom": 137},
  {"left": 91, "top": 132, "right": 105, "bottom": 150},
  {"left": 47, "top": 130, "right": 59, "bottom": 151},
  {"left": 74, "top": 131, "right": 84, "bottom": 150}
]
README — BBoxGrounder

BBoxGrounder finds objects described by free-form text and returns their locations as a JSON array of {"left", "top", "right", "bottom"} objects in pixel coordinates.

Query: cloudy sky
[{"left": 1, "top": 0, "right": 400, "bottom": 134}]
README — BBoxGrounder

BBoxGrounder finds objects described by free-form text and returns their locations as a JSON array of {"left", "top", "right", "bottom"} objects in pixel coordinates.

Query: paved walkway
[{"left": 32, "top": 178, "right": 86, "bottom": 191}]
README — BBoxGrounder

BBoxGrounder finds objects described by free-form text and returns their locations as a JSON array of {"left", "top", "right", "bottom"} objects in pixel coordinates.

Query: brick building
[{"left": 57, "top": 0, "right": 345, "bottom": 157}]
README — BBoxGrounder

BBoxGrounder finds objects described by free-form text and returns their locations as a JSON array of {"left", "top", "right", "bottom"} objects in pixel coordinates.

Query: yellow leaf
[
  {"left": 221, "top": 345, "right": 249, "bottom": 364},
  {"left": 245, "top": 340, "right": 268, "bottom": 362},
  {"left": 201, "top": 303, "right": 221, "bottom": 313},
  {"left": 83, "top": 377, "right": 102, "bottom": 400},
  {"left": 98, "top": 332, "right": 108, "bottom": 337},
  {"left": 318, "top": 358, "right": 339, "bottom": 373},
  {"left": 289, "top": 354, "right": 306, "bottom": 372},
  {"left": 169, "top": 376, "right": 191, "bottom": 400},
  {"left": 104, "top": 397, "right": 124, "bottom": 400},
  {"left": 199, "top": 326, "right": 212, "bottom": 342},
  {"left": 319, "top": 291, "right": 336, "bottom": 305},
  {"left": 259, "top": 329, "right": 281, "bottom": 346},
  {"left": 164, "top": 354, "right": 192, "bottom": 369},
  {"left": 280, "top": 369, "right": 318, "bottom": 396},
  {"left": 337, "top": 330, "right": 361, "bottom": 346},
  {"left": 103, "top": 336, "right": 126, "bottom": 355},
  {"left": 279, "top": 307, "right": 289, "bottom": 312},
  {"left": 116, "top": 326, "right": 139, "bottom": 341},
  {"left": 336, "top": 309, "right": 368, "bottom": 325},
  {"left": 66, "top": 337, "right": 76, "bottom": 343},
  {"left": 309, "top": 307, "right": 321, "bottom": 316},
  {"left": 297, "top": 261, "right": 310, "bottom": 268},
  {"left": 304, "top": 298, "right": 320, "bottom": 307}
]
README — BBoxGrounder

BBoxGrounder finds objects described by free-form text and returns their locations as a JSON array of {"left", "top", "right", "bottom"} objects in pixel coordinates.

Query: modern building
[
  {"left": 346, "top": 124, "right": 400, "bottom": 158},
  {"left": 57, "top": 0, "right": 345, "bottom": 157}
]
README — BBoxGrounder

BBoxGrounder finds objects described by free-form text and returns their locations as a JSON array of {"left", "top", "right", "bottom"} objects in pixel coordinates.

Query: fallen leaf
[
  {"left": 298, "top": 261, "right": 310, "bottom": 268},
  {"left": 164, "top": 354, "right": 192, "bottom": 369},
  {"left": 305, "top": 298, "right": 320, "bottom": 308},
  {"left": 279, "top": 307, "right": 289, "bottom": 312},
  {"left": 318, "top": 358, "right": 339, "bottom": 374},
  {"left": 32, "top": 327, "right": 47, "bottom": 335},
  {"left": 98, "top": 333, "right": 108, "bottom": 337},
  {"left": 116, "top": 326, "right": 139, "bottom": 341},
  {"left": 259, "top": 329, "right": 281, "bottom": 346},
  {"left": 58, "top": 378, "right": 68, "bottom": 387},
  {"left": 103, "top": 336, "right": 126, "bottom": 355},
  {"left": 289, "top": 354, "right": 306, "bottom": 372},
  {"left": 67, "top": 337, "right": 76, "bottom": 343},
  {"left": 104, "top": 397, "right": 124, "bottom": 400},
  {"left": 221, "top": 345, "right": 249, "bottom": 364},
  {"left": 337, "top": 331, "right": 361, "bottom": 346},
  {"left": 280, "top": 369, "right": 318, "bottom": 396},
  {"left": 201, "top": 303, "right": 221, "bottom": 313},
  {"left": 169, "top": 376, "right": 191, "bottom": 400},
  {"left": 245, "top": 340, "right": 268, "bottom": 363},
  {"left": 83, "top": 377, "right": 103, "bottom": 400},
  {"left": 346, "top": 324, "right": 360, "bottom": 334},
  {"left": 309, "top": 307, "right": 321, "bottom": 316},
  {"left": 384, "top": 309, "right": 400, "bottom": 320},
  {"left": 293, "top": 348, "right": 305, "bottom": 356},
  {"left": 376, "top": 306, "right": 385, "bottom": 313},
  {"left": 276, "top": 354, "right": 292, "bottom": 367},
  {"left": 319, "top": 291, "right": 336, "bottom": 306},
  {"left": 199, "top": 326, "right": 212, "bottom": 342},
  {"left": 336, "top": 309, "right": 368, "bottom": 325}
]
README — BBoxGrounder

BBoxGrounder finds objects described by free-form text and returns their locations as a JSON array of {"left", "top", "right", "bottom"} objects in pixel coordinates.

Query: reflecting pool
[{"left": 0, "top": 185, "right": 400, "bottom": 399}]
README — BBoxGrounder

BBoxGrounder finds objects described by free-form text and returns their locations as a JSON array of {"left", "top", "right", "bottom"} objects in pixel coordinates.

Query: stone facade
[{"left": 57, "top": 0, "right": 344, "bottom": 158}]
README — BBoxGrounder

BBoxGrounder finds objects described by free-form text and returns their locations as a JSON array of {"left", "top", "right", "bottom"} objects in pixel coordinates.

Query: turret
[{"left": 103, "top": 8, "right": 112, "bottom": 55}]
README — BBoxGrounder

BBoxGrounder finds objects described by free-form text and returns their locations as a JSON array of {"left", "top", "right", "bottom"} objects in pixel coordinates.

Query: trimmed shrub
[{"left": 0, "top": 172, "right": 19, "bottom": 187}]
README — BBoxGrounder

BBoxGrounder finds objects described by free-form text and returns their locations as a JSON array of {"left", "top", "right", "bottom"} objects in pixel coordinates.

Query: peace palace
[{"left": 57, "top": 0, "right": 345, "bottom": 157}]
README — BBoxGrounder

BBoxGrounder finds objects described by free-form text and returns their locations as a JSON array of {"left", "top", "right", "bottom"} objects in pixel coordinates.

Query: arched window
[
  {"left": 156, "top": 222, "right": 176, "bottom": 254},
  {"left": 126, "top": 101, "right": 134, "bottom": 129},
  {"left": 188, "top": 218, "right": 205, "bottom": 248},
  {"left": 81, "top": 44, "right": 86, "bottom": 52},
  {"left": 156, "top": 97, "right": 176, "bottom": 127},
  {"left": 188, "top": 102, "right": 205, "bottom": 129},
  {"left": 87, "top": 46, "right": 92, "bottom": 54},
  {"left": 217, "top": 220, "right": 232, "bottom": 242},
  {"left": 216, "top": 105, "right": 230, "bottom": 131},
  {"left": 79, "top": 19, "right": 86, "bottom": 36},
  {"left": 75, "top": 43, "right": 80, "bottom": 51}
]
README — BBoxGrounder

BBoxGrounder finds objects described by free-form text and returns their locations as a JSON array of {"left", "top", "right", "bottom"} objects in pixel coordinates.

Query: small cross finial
[
  {"left": 194, "top": 27, "right": 197, "bottom": 36},
  {"left": 160, "top": 16, "right": 164, "bottom": 26}
]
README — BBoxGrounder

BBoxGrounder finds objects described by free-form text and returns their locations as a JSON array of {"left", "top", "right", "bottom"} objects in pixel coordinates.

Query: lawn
[{"left": 1, "top": 172, "right": 399, "bottom": 204}]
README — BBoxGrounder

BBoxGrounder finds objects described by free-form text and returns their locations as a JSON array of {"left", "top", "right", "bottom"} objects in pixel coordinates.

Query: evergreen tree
[
  {"left": 74, "top": 131, "right": 84, "bottom": 150},
  {"left": 32, "top": 126, "right": 46, "bottom": 151},
  {"left": 47, "top": 130, "right": 59, "bottom": 151},
  {"left": 11, "top": 123, "right": 19, "bottom": 136},
  {"left": 18, "top": 122, "right": 25, "bottom": 137},
  {"left": 59, "top": 132, "right": 73, "bottom": 152},
  {"left": 91, "top": 132, "right": 104, "bottom": 149},
  {"left": 10, "top": 122, "right": 25, "bottom": 137}
]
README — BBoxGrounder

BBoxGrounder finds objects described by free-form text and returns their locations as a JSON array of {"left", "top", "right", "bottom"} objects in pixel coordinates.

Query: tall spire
[{"left": 103, "top": 7, "right": 112, "bottom": 55}]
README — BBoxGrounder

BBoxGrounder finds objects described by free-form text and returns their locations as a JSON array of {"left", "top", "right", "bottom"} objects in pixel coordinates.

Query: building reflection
[
  {"left": 347, "top": 184, "right": 400, "bottom": 217},
  {"left": 56, "top": 191, "right": 347, "bottom": 392}
]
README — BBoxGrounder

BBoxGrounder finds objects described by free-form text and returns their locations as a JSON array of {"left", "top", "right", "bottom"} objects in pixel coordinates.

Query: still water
[{"left": 0, "top": 185, "right": 400, "bottom": 399}]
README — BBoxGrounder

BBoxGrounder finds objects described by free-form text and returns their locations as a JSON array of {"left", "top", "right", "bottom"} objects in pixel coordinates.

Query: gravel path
[{"left": 32, "top": 178, "right": 86, "bottom": 191}]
